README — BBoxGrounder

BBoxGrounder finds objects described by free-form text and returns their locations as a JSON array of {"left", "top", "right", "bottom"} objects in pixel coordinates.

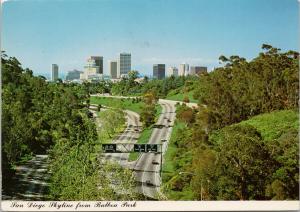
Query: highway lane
[{"left": 134, "top": 100, "right": 176, "bottom": 198}]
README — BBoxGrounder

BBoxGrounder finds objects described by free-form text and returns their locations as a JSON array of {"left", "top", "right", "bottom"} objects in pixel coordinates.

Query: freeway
[
  {"left": 92, "top": 94, "right": 183, "bottom": 198},
  {"left": 133, "top": 100, "right": 176, "bottom": 198}
]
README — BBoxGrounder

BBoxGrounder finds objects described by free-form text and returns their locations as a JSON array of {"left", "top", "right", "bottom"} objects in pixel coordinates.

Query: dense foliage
[
  {"left": 163, "top": 45, "right": 299, "bottom": 200},
  {"left": 109, "top": 70, "right": 196, "bottom": 99}
]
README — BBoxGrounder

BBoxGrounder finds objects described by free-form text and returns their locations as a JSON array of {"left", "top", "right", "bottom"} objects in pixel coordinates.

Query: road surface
[{"left": 133, "top": 100, "right": 176, "bottom": 198}]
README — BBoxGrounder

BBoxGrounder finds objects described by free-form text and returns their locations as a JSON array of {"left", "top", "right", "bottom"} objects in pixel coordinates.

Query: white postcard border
[{"left": 1, "top": 200, "right": 299, "bottom": 211}]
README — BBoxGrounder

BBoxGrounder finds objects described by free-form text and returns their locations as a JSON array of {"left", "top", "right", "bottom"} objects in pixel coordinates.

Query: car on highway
[
  {"left": 161, "top": 139, "right": 167, "bottom": 142},
  {"left": 146, "top": 180, "right": 154, "bottom": 186},
  {"left": 152, "top": 160, "right": 159, "bottom": 165}
]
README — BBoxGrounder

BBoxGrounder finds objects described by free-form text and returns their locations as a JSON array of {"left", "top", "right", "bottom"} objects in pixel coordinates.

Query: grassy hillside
[
  {"left": 90, "top": 96, "right": 144, "bottom": 113},
  {"left": 239, "top": 110, "right": 298, "bottom": 141},
  {"left": 166, "top": 89, "right": 198, "bottom": 103},
  {"left": 210, "top": 109, "right": 298, "bottom": 144}
]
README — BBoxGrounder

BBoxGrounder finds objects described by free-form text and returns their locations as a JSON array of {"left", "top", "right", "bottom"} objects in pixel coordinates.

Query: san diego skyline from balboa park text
[{"left": 2, "top": 0, "right": 298, "bottom": 78}]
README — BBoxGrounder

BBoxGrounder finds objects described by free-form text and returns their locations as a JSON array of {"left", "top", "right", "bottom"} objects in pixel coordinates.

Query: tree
[
  {"left": 266, "top": 128, "right": 299, "bottom": 200},
  {"left": 100, "top": 109, "right": 125, "bottom": 137},
  {"left": 213, "top": 124, "right": 274, "bottom": 200},
  {"left": 183, "top": 96, "right": 190, "bottom": 103},
  {"left": 176, "top": 104, "right": 195, "bottom": 125},
  {"left": 140, "top": 92, "right": 157, "bottom": 127}
]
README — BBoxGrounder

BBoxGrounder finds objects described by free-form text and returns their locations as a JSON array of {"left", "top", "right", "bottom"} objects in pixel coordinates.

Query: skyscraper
[
  {"left": 109, "top": 60, "right": 118, "bottom": 79},
  {"left": 91, "top": 56, "right": 103, "bottom": 74},
  {"left": 168, "top": 67, "right": 178, "bottom": 77},
  {"left": 51, "top": 64, "right": 59, "bottom": 81},
  {"left": 153, "top": 64, "right": 165, "bottom": 79},
  {"left": 190, "top": 66, "right": 208, "bottom": 76},
  {"left": 179, "top": 63, "right": 189, "bottom": 76},
  {"left": 117, "top": 53, "right": 131, "bottom": 78}
]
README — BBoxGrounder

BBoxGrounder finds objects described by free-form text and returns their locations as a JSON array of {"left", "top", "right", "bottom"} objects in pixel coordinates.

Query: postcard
[{"left": 1, "top": 0, "right": 299, "bottom": 211}]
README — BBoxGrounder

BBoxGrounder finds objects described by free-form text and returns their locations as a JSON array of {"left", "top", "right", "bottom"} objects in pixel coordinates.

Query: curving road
[
  {"left": 92, "top": 94, "right": 192, "bottom": 199},
  {"left": 133, "top": 100, "right": 176, "bottom": 198}
]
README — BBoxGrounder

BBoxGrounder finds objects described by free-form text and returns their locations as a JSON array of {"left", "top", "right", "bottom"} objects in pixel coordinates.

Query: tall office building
[
  {"left": 168, "top": 67, "right": 178, "bottom": 77},
  {"left": 91, "top": 56, "right": 103, "bottom": 74},
  {"left": 117, "top": 53, "right": 131, "bottom": 78},
  {"left": 109, "top": 60, "right": 118, "bottom": 79},
  {"left": 51, "top": 64, "right": 59, "bottom": 81},
  {"left": 190, "top": 66, "right": 208, "bottom": 76},
  {"left": 153, "top": 64, "right": 165, "bottom": 79},
  {"left": 179, "top": 63, "right": 189, "bottom": 76}
]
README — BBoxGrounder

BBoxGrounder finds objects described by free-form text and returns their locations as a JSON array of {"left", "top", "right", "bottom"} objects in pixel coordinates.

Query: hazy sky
[{"left": 2, "top": 0, "right": 299, "bottom": 78}]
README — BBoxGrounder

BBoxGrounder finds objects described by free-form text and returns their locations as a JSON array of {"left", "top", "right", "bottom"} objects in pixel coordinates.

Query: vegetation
[
  {"left": 162, "top": 45, "right": 299, "bottom": 200},
  {"left": 98, "top": 108, "right": 126, "bottom": 139},
  {"left": 109, "top": 71, "right": 197, "bottom": 100}
]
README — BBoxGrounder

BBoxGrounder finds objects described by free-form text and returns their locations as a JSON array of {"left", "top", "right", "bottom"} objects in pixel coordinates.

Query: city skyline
[{"left": 2, "top": 0, "right": 298, "bottom": 78}]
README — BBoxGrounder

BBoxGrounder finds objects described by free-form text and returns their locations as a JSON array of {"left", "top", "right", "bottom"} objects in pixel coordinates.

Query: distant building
[
  {"left": 190, "top": 66, "right": 207, "bottom": 76},
  {"left": 91, "top": 56, "right": 103, "bottom": 74},
  {"left": 153, "top": 64, "right": 165, "bottom": 79},
  {"left": 179, "top": 63, "right": 189, "bottom": 76},
  {"left": 117, "top": 53, "right": 131, "bottom": 78},
  {"left": 80, "top": 57, "right": 103, "bottom": 81},
  {"left": 51, "top": 64, "right": 59, "bottom": 81},
  {"left": 109, "top": 60, "right": 118, "bottom": 79},
  {"left": 66, "top": 69, "right": 83, "bottom": 81},
  {"left": 168, "top": 67, "right": 178, "bottom": 77}
]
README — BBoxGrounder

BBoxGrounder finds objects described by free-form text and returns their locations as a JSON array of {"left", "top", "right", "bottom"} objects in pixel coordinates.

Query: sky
[{"left": 2, "top": 0, "right": 299, "bottom": 79}]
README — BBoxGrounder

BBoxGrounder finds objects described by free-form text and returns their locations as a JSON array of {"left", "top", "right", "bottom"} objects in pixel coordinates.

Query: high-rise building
[
  {"left": 66, "top": 69, "right": 83, "bottom": 81},
  {"left": 117, "top": 53, "right": 131, "bottom": 78},
  {"left": 80, "top": 57, "right": 103, "bottom": 81},
  {"left": 109, "top": 60, "right": 118, "bottom": 79},
  {"left": 179, "top": 63, "right": 189, "bottom": 76},
  {"left": 91, "top": 56, "right": 103, "bottom": 74},
  {"left": 153, "top": 64, "right": 165, "bottom": 79},
  {"left": 51, "top": 64, "right": 59, "bottom": 81},
  {"left": 190, "top": 66, "right": 208, "bottom": 76},
  {"left": 168, "top": 67, "right": 178, "bottom": 77}
]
